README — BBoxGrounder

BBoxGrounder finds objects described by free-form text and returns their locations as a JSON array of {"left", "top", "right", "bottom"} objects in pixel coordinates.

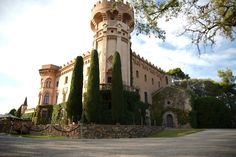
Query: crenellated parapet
[
  {"left": 132, "top": 52, "right": 166, "bottom": 74},
  {"left": 91, "top": 0, "right": 134, "bottom": 32}
]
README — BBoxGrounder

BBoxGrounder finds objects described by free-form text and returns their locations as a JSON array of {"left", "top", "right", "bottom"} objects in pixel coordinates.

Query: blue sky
[{"left": 0, "top": 0, "right": 235, "bottom": 114}]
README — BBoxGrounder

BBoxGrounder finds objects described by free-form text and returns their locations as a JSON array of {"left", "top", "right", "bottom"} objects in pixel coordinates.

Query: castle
[{"left": 38, "top": 0, "right": 171, "bottom": 110}]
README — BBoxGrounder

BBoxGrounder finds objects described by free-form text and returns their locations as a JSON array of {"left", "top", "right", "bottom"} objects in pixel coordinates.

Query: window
[
  {"left": 136, "top": 70, "right": 139, "bottom": 78},
  {"left": 55, "top": 94, "right": 58, "bottom": 104},
  {"left": 43, "top": 93, "right": 49, "bottom": 104},
  {"left": 158, "top": 81, "right": 161, "bottom": 88},
  {"left": 107, "top": 77, "right": 112, "bottom": 83},
  {"left": 152, "top": 78, "right": 154, "bottom": 85},
  {"left": 144, "top": 92, "right": 148, "bottom": 104},
  {"left": 165, "top": 76, "right": 169, "bottom": 85},
  {"left": 144, "top": 74, "right": 147, "bottom": 82},
  {"left": 56, "top": 81, "right": 59, "bottom": 87},
  {"left": 86, "top": 67, "right": 90, "bottom": 76},
  {"left": 44, "top": 79, "right": 52, "bottom": 88},
  {"left": 62, "top": 93, "right": 66, "bottom": 102},
  {"left": 65, "top": 76, "right": 68, "bottom": 84}
]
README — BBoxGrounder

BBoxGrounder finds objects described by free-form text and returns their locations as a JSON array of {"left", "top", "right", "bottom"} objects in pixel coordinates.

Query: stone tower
[{"left": 90, "top": 0, "right": 134, "bottom": 86}]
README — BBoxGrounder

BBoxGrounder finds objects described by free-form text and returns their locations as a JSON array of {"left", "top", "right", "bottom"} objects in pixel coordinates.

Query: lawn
[
  {"left": 18, "top": 135, "right": 65, "bottom": 139},
  {"left": 150, "top": 129, "right": 203, "bottom": 138}
]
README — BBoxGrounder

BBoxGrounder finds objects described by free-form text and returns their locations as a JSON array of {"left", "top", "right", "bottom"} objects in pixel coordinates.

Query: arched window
[
  {"left": 165, "top": 76, "right": 169, "bottom": 85},
  {"left": 43, "top": 93, "right": 50, "bottom": 104},
  {"left": 44, "top": 78, "right": 52, "bottom": 88}
]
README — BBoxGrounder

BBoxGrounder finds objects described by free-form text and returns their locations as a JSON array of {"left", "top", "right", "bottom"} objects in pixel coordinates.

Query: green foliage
[
  {"left": 217, "top": 68, "right": 236, "bottom": 84},
  {"left": 66, "top": 56, "right": 83, "bottom": 122},
  {"left": 33, "top": 105, "right": 53, "bottom": 125},
  {"left": 16, "top": 106, "right": 22, "bottom": 118},
  {"left": 193, "top": 97, "right": 232, "bottom": 128},
  {"left": 51, "top": 103, "right": 67, "bottom": 124},
  {"left": 130, "top": 0, "right": 236, "bottom": 52},
  {"left": 111, "top": 52, "right": 124, "bottom": 123},
  {"left": 84, "top": 49, "right": 100, "bottom": 123},
  {"left": 21, "top": 113, "right": 34, "bottom": 120},
  {"left": 167, "top": 67, "right": 190, "bottom": 80},
  {"left": 8, "top": 108, "right": 16, "bottom": 116},
  {"left": 98, "top": 89, "right": 147, "bottom": 125}
]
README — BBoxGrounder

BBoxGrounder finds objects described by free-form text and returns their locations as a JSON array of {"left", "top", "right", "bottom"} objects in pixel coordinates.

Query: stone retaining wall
[
  {"left": 30, "top": 124, "right": 162, "bottom": 138},
  {"left": 1, "top": 119, "right": 162, "bottom": 138}
]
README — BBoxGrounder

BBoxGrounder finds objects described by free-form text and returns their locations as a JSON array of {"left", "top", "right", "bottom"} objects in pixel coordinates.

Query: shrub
[
  {"left": 66, "top": 56, "right": 83, "bottom": 122},
  {"left": 84, "top": 49, "right": 100, "bottom": 123}
]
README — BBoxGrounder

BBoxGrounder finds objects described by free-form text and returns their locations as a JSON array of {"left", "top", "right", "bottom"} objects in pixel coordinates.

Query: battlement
[
  {"left": 41, "top": 64, "right": 60, "bottom": 70},
  {"left": 92, "top": 0, "right": 132, "bottom": 11},
  {"left": 132, "top": 52, "right": 166, "bottom": 74}
]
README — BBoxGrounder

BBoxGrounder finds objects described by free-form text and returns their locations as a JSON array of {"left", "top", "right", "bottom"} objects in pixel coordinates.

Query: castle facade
[{"left": 38, "top": 0, "right": 171, "bottom": 107}]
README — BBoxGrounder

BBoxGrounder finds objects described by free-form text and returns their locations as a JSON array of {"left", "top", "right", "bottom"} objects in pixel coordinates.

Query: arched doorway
[{"left": 166, "top": 114, "right": 174, "bottom": 128}]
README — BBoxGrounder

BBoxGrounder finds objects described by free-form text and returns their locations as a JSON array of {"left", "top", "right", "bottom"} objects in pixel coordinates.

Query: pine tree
[
  {"left": 16, "top": 106, "right": 22, "bottom": 118},
  {"left": 66, "top": 56, "right": 84, "bottom": 123},
  {"left": 111, "top": 51, "right": 124, "bottom": 123},
  {"left": 84, "top": 49, "right": 100, "bottom": 123}
]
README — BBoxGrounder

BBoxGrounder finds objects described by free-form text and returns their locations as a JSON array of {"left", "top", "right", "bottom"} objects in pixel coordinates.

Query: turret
[{"left": 90, "top": 0, "right": 134, "bottom": 86}]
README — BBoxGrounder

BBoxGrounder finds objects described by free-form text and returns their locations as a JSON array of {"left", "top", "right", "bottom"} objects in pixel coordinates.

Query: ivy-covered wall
[{"left": 152, "top": 86, "right": 191, "bottom": 127}]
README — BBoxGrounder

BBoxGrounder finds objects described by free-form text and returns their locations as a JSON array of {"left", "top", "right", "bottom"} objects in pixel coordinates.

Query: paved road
[{"left": 0, "top": 129, "right": 236, "bottom": 157}]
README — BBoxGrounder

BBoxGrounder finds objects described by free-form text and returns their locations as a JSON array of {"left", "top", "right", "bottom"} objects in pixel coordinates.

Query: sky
[{"left": 0, "top": 0, "right": 235, "bottom": 114}]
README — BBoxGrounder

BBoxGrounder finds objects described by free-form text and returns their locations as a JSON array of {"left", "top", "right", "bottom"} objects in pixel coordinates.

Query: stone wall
[
  {"left": 29, "top": 124, "right": 161, "bottom": 138},
  {"left": 0, "top": 119, "right": 33, "bottom": 134},
  {"left": 1, "top": 119, "right": 162, "bottom": 138}
]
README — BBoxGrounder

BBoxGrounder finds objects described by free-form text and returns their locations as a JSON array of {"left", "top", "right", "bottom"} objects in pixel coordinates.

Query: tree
[
  {"left": 217, "top": 68, "right": 236, "bottom": 84},
  {"left": 111, "top": 52, "right": 124, "bottom": 123},
  {"left": 16, "top": 106, "right": 22, "bottom": 118},
  {"left": 84, "top": 49, "right": 100, "bottom": 123},
  {"left": 8, "top": 108, "right": 16, "bottom": 116},
  {"left": 193, "top": 96, "right": 232, "bottom": 128},
  {"left": 66, "top": 56, "right": 84, "bottom": 123},
  {"left": 129, "top": 0, "right": 236, "bottom": 52},
  {"left": 167, "top": 67, "right": 190, "bottom": 80}
]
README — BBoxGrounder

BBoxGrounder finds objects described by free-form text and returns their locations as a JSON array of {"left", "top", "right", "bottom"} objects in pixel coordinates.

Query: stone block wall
[{"left": 29, "top": 124, "right": 161, "bottom": 138}]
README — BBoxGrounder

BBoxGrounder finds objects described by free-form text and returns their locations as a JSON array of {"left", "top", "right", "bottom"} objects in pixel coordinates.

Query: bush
[
  {"left": 84, "top": 50, "right": 100, "bottom": 123},
  {"left": 66, "top": 56, "right": 83, "bottom": 122},
  {"left": 193, "top": 97, "right": 232, "bottom": 128},
  {"left": 111, "top": 52, "right": 124, "bottom": 123}
]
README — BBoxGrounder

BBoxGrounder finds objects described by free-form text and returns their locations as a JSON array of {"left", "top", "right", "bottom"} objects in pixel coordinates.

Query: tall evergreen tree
[
  {"left": 66, "top": 56, "right": 84, "bottom": 123},
  {"left": 16, "top": 106, "right": 22, "bottom": 118},
  {"left": 84, "top": 49, "right": 100, "bottom": 123},
  {"left": 111, "top": 51, "right": 124, "bottom": 123}
]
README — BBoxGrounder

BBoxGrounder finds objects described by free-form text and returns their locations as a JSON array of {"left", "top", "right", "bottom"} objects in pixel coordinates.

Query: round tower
[{"left": 90, "top": 0, "right": 134, "bottom": 86}]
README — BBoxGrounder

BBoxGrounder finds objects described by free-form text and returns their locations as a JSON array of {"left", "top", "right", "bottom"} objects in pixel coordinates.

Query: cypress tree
[
  {"left": 84, "top": 49, "right": 100, "bottom": 123},
  {"left": 66, "top": 56, "right": 84, "bottom": 123},
  {"left": 111, "top": 51, "right": 124, "bottom": 123}
]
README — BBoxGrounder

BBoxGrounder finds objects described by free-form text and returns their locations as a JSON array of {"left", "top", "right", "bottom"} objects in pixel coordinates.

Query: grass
[
  {"left": 17, "top": 134, "right": 65, "bottom": 139},
  {"left": 150, "top": 129, "right": 203, "bottom": 138}
]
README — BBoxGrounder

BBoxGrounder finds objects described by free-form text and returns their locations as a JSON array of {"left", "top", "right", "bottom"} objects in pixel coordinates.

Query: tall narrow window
[
  {"left": 56, "top": 81, "right": 59, "bottom": 87},
  {"left": 136, "top": 70, "right": 139, "bottom": 78},
  {"left": 86, "top": 67, "right": 90, "bottom": 76},
  {"left": 43, "top": 93, "right": 49, "bottom": 104},
  {"left": 165, "top": 76, "right": 169, "bottom": 85},
  {"left": 144, "top": 92, "right": 148, "bottom": 104},
  {"left": 158, "top": 81, "right": 161, "bottom": 88},
  {"left": 144, "top": 74, "right": 147, "bottom": 82},
  {"left": 152, "top": 78, "right": 154, "bottom": 85},
  {"left": 62, "top": 93, "right": 66, "bottom": 102},
  {"left": 55, "top": 94, "right": 58, "bottom": 104},
  {"left": 65, "top": 76, "right": 68, "bottom": 84}
]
